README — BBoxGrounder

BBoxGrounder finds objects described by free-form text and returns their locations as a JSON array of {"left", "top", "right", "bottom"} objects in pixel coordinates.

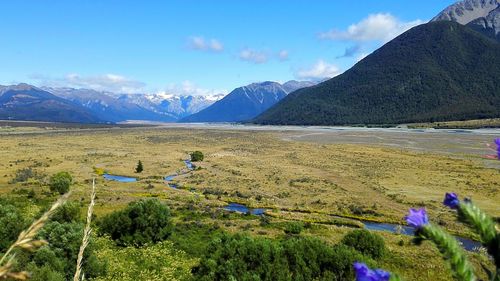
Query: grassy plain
[{"left": 0, "top": 125, "right": 498, "bottom": 280}]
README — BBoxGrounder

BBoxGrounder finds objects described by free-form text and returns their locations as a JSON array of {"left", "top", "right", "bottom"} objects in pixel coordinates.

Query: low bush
[
  {"left": 49, "top": 172, "right": 72, "bottom": 194},
  {"left": 341, "top": 229, "right": 386, "bottom": 259},
  {"left": 190, "top": 151, "right": 204, "bottom": 162},
  {"left": 98, "top": 199, "right": 173, "bottom": 246},
  {"left": 284, "top": 221, "right": 304, "bottom": 235},
  {"left": 0, "top": 201, "right": 27, "bottom": 251},
  {"left": 193, "top": 234, "right": 373, "bottom": 281},
  {"left": 50, "top": 201, "right": 81, "bottom": 223}
]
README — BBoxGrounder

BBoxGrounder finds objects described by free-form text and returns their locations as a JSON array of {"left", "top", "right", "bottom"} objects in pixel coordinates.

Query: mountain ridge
[
  {"left": 253, "top": 21, "right": 500, "bottom": 125},
  {"left": 0, "top": 84, "right": 104, "bottom": 123},
  {"left": 432, "top": 0, "right": 500, "bottom": 41},
  {"left": 180, "top": 80, "right": 316, "bottom": 123}
]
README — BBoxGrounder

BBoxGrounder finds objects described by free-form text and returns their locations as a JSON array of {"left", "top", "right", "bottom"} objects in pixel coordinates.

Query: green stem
[
  {"left": 423, "top": 224, "right": 476, "bottom": 281},
  {"left": 458, "top": 202, "right": 496, "bottom": 245},
  {"left": 458, "top": 201, "right": 499, "bottom": 270}
]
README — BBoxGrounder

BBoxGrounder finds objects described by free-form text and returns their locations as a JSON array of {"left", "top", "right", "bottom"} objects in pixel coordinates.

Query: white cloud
[
  {"left": 319, "top": 13, "right": 424, "bottom": 42},
  {"left": 31, "top": 73, "right": 146, "bottom": 93},
  {"left": 163, "top": 80, "right": 228, "bottom": 97},
  {"left": 295, "top": 60, "right": 342, "bottom": 81},
  {"left": 188, "top": 36, "right": 224, "bottom": 52},
  {"left": 278, "top": 50, "right": 289, "bottom": 61},
  {"left": 239, "top": 49, "right": 269, "bottom": 64},
  {"left": 239, "top": 48, "right": 290, "bottom": 64}
]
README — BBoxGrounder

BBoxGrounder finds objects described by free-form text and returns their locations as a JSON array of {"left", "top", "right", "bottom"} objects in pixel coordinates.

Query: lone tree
[
  {"left": 49, "top": 172, "right": 72, "bottom": 194},
  {"left": 190, "top": 151, "right": 204, "bottom": 162},
  {"left": 135, "top": 160, "right": 143, "bottom": 173}
]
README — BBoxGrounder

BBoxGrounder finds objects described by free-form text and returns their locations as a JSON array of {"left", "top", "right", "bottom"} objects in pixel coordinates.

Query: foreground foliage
[
  {"left": 93, "top": 237, "right": 196, "bottom": 281},
  {"left": 355, "top": 192, "right": 500, "bottom": 281},
  {"left": 98, "top": 199, "right": 173, "bottom": 246},
  {"left": 193, "top": 232, "right": 381, "bottom": 281}
]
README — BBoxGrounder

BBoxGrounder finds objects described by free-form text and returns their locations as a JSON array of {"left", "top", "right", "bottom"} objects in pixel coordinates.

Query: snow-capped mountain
[
  {"left": 0, "top": 84, "right": 103, "bottom": 123},
  {"left": 115, "top": 93, "right": 225, "bottom": 119},
  {"left": 180, "top": 80, "right": 316, "bottom": 123},
  {"left": 45, "top": 87, "right": 176, "bottom": 122},
  {"left": 432, "top": 0, "right": 499, "bottom": 41}
]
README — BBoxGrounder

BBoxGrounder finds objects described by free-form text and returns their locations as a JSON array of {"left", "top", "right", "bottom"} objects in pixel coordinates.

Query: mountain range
[
  {"left": 114, "top": 92, "right": 224, "bottom": 120},
  {"left": 253, "top": 1, "right": 500, "bottom": 125},
  {"left": 0, "top": 80, "right": 313, "bottom": 124},
  {"left": 180, "top": 81, "right": 316, "bottom": 123},
  {"left": 0, "top": 84, "right": 104, "bottom": 123},
  {"left": 0, "top": 85, "right": 225, "bottom": 123}
]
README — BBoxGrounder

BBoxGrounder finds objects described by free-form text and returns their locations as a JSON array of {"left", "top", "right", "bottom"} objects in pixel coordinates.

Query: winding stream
[
  {"left": 164, "top": 159, "right": 194, "bottom": 189},
  {"left": 104, "top": 158, "right": 483, "bottom": 251},
  {"left": 103, "top": 174, "right": 137, "bottom": 182}
]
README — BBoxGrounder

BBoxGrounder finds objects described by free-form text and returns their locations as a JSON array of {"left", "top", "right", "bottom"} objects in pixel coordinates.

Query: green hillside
[{"left": 253, "top": 21, "right": 500, "bottom": 125}]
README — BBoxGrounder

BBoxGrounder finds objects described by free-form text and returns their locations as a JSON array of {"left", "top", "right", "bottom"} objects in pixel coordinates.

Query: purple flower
[
  {"left": 496, "top": 138, "right": 500, "bottom": 159},
  {"left": 353, "top": 262, "right": 390, "bottom": 281},
  {"left": 486, "top": 138, "right": 500, "bottom": 159},
  {"left": 443, "top": 192, "right": 460, "bottom": 209},
  {"left": 405, "top": 208, "right": 429, "bottom": 229}
]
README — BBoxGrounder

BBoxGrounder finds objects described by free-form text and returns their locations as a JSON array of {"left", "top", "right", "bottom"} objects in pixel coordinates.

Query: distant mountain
[
  {"left": 116, "top": 93, "right": 224, "bottom": 120},
  {"left": 180, "top": 81, "right": 315, "bottom": 123},
  {"left": 0, "top": 84, "right": 103, "bottom": 123},
  {"left": 432, "top": 0, "right": 500, "bottom": 41},
  {"left": 45, "top": 88, "right": 176, "bottom": 122},
  {"left": 281, "top": 80, "right": 317, "bottom": 94},
  {"left": 253, "top": 21, "right": 500, "bottom": 125}
]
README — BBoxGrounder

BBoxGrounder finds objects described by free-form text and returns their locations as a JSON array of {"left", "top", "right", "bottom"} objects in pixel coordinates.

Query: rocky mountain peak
[{"left": 432, "top": 0, "right": 499, "bottom": 25}]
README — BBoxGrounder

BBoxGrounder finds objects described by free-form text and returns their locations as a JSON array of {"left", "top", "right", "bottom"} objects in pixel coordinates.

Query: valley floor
[{"left": 0, "top": 124, "right": 498, "bottom": 280}]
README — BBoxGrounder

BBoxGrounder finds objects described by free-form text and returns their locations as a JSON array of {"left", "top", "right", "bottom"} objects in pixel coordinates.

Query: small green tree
[
  {"left": 49, "top": 172, "right": 72, "bottom": 195},
  {"left": 341, "top": 229, "right": 386, "bottom": 259},
  {"left": 135, "top": 160, "right": 143, "bottom": 173},
  {"left": 190, "top": 151, "right": 204, "bottom": 162},
  {"left": 98, "top": 199, "right": 173, "bottom": 246}
]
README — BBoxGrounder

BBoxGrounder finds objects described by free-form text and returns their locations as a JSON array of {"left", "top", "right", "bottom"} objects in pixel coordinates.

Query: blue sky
[{"left": 0, "top": 0, "right": 456, "bottom": 95}]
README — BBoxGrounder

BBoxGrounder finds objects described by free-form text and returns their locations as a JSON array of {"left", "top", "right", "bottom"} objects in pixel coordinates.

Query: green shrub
[
  {"left": 98, "top": 199, "right": 173, "bottom": 246},
  {"left": 193, "top": 233, "right": 373, "bottom": 281},
  {"left": 284, "top": 221, "right": 304, "bottom": 235},
  {"left": 50, "top": 201, "right": 81, "bottom": 223},
  {"left": 193, "top": 233, "right": 288, "bottom": 281},
  {"left": 36, "top": 221, "right": 105, "bottom": 280},
  {"left": 341, "top": 229, "right": 386, "bottom": 259},
  {"left": 27, "top": 264, "right": 65, "bottom": 281},
  {"left": 49, "top": 172, "right": 72, "bottom": 194},
  {"left": 190, "top": 151, "right": 204, "bottom": 162},
  {"left": 330, "top": 244, "right": 374, "bottom": 280},
  {"left": 0, "top": 201, "right": 27, "bottom": 251}
]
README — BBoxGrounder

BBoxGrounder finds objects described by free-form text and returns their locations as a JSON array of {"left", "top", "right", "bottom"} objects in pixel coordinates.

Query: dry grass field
[{"left": 0, "top": 125, "right": 498, "bottom": 280}]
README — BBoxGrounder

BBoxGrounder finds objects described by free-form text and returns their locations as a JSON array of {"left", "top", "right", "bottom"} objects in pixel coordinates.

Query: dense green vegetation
[
  {"left": 98, "top": 199, "right": 173, "bottom": 246},
  {"left": 0, "top": 197, "right": 104, "bottom": 280},
  {"left": 193, "top": 233, "right": 380, "bottom": 281},
  {"left": 341, "top": 229, "right": 385, "bottom": 259},
  {"left": 49, "top": 172, "right": 72, "bottom": 194},
  {"left": 254, "top": 21, "right": 500, "bottom": 125},
  {"left": 0, "top": 199, "right": 27, "bottom": 251},
  {"left": 190, "top": 151, "right": 204, "bottom": 162}
]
